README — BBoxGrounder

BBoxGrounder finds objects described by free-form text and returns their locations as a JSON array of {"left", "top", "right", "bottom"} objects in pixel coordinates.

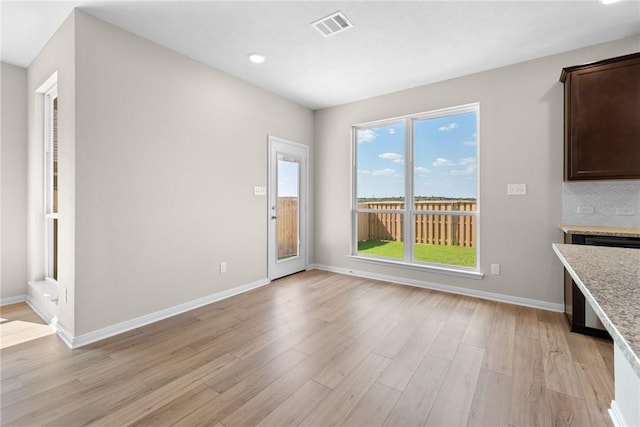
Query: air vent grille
[{"left": 311, "top": 11, "right": 353, "bottom": 38}]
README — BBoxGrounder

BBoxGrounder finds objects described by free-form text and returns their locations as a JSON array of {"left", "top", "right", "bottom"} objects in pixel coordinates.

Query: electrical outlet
[
  {"left": 577, "top": 206, "right": 594, "bottom": 214},
  {"left": 220, "top": 262, "right": 227, "bottom": 274},
  {"left": 507, "top": 184, "right": 526, "bottom": 195},
  {"left": 616, "top": 207, "right": 635, "bottom": 216},
  {"left": 491, "top": 264, "right": 500, "bottom": 275}
]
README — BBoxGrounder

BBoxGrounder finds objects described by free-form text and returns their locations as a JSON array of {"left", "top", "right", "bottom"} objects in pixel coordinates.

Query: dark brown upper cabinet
[{"left": 560, "top": 52, "right": 640, "bottom": 181}]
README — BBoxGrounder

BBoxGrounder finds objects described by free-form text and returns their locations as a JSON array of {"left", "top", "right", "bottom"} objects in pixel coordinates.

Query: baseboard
[
  {"left": 1, "top": 294, "right": 27, "bottom": 306},
  {"left": 70, "top": 277, "right": 271, "bottom": 349},
  {"left": 609, "top": 400, "right": 627, "bottom": 427},
  {"left": 26, "top": 263, "right": 563, "bottom": 349},
  {"left": 309, "top": 263, "right": 564, "bottom": 313},
  {"left": 25, "top": 295, "right": 55, "bottom": 324},
  {"left": 24, "top": 295, "right": 74, "bottom": 347}
]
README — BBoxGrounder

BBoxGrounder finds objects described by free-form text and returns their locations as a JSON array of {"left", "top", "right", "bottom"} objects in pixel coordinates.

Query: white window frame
[
  {"left": 44, "top": 85, "right": 58, "bottom": 281},
  {"left": 351, "top": 103, "right": 482, "bottom": 279}
]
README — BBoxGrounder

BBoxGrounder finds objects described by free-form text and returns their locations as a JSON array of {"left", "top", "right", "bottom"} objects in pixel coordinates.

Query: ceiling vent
[{"left": 311, "top": 11, "right": 353, "bottom": 38}]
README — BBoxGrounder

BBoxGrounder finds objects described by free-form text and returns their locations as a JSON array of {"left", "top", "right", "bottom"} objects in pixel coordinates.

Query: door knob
[{"left": 271, "top": 216, "right": 278, "bottom": 220}]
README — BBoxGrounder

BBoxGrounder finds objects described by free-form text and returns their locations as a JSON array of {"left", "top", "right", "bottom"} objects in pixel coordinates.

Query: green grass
[{"left": 357, "top": 240, "right": 476, "bottom": 267}]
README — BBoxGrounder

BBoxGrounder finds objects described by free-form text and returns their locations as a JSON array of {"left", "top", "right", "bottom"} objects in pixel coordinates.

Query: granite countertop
[
  {"left": 559, "top": 224, "right": 640, "bottom": 238},
  {"left": 553, "top": 243, "right": 640, "bottom": 376}
]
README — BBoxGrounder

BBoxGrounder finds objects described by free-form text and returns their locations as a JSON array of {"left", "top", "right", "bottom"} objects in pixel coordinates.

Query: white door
[{"left": 268, "top": 136, "right": 308, "bottom": 280}]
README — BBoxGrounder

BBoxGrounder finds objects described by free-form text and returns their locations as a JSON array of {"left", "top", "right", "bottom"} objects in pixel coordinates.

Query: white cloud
[
  {"left": 449, "top": 164, "right": 477, "bottom": 176},
  {"left": 372, "top": 168, "right": 396, "bottom": 176},
  {"left": 357, "top": 129, "right": 378, "bottom": 143},
  {"left": 378, "top": 152, "right": 403, "bottom": 160},
  {"left": 459, "top": 157, "right": 476, "bottom": 165},
  {"left": 415, "top": 166, "right": 431, "bottom": 174},
  {"left": 392, "top": 159, "right": 404, "bottom": 164},
  {"left": 432, "top": 157, "right": 455, "bottom": 167},
  {"left": 438, "top": 123, "right": 459, "bottom": 131},
  {"left": 389, "top": 128, "right": 396, "bottom": 135},
  {"left": 463, "top": 140, "right": 477, "bottom": 146},
  {"left": 447, "top": 157, "right": 477, "bottom": 176}
]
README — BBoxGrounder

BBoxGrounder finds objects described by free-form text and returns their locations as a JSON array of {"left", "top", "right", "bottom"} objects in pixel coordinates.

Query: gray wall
[
  {"left": 73, "top": 12, "right": 314, "bottom": 335},
  {"left": 313, "top": 35, "right": 640, "bottom": 307},
  {"left": 1, "top": 62, "right": 28, "bottom": 303}
]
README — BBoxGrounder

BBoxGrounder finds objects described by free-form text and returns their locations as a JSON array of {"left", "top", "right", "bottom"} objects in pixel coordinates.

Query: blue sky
[
  {"left": 356, "top": 111, "right": 477, "bottom": 199},
  {"left": 278, "top": 159, "right": 299, "bottom": 197}
]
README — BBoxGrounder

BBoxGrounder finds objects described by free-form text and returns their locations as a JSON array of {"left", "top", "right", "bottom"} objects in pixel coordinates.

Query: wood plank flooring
[{"left": 0, "top": 270, "right": 614, "bottom": 426}]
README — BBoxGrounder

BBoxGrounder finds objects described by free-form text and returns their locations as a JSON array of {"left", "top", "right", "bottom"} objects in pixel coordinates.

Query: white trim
[
  {"left": 28, "top": 279, "right": 58, "bottom": 302},
  {"left": 24, "top": 277, "right": 270, "bottom": 349},
  {"left": 1, "top": 295, "right": 27, "bottom": 306},
  {"left": 35, "top": 71, "right": 58, "bottom": 94},
  {"left": 352, "top": 103, "right": 481, "bottom": 272},
  {"left": 43, "top": 83, "right": 58, "bottom": 280},
  {"left": 609, "top": 400, "right": 627, "bottom": 427},
  {"left": 55, "top": 325, "right": 75, "bottom": 348},
  {"left": 348, "top": 255, "right": 483, "bottom": 280},
  {"left": 71, "top": 277, "right": 270, "bottom": 349},
  {"left": 25, "top": 295, "right": 55, "bottom": 325},
  {"left": 353, "top": 102, "right": 480, "bottom": 128},
  {"left": 25, "top": 296, "right": 72, "bottom": 348},
  {"left": 309, "top": 263, "right": 564, "bottom": 312}
]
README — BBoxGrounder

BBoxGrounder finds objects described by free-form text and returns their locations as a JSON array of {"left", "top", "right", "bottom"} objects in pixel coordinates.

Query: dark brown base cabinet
[{"left": 560, "top": 52, "right": 640, "bottom": 181}]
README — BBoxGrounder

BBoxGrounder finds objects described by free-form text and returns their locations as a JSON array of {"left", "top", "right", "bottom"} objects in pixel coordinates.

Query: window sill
[
  {"left": 348, "top": 255, "right": 484, "bottom": 280},
  {"left": 28, "top": 279, "right": 58, "bottom": 302}
]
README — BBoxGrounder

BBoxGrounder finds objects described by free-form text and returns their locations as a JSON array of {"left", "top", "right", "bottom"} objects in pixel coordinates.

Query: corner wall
[
  {"left": 313, "top": 36, "right": 640, "bottom": 308},
  {"left": 73, "top": 11, "right": 314, "bottom": 335},
  {"left": 1, "top": 62, "right": 28, "bottom": 303}
]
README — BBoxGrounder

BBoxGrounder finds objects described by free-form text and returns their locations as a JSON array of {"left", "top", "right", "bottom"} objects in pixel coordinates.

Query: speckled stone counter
[
  {"left": 552, "top": 244, "right": 640, "bottom": 375},
  {"left": 559, "top": 224, "right": 640, "bottom": 238}
]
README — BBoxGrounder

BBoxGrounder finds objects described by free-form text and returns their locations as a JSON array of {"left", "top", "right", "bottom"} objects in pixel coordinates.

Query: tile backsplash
[{"left": 563, "top": 181, "right": 640, "bottom": 228}]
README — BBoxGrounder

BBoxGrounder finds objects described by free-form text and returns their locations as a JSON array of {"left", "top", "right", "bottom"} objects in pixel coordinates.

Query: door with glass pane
[{"left": 268, "top": 136, "right": 308, "bottom": 280}]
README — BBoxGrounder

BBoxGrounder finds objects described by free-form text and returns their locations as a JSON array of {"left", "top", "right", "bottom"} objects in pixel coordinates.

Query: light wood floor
[{"left": 1, "top": 270, "right": 614, "bottom": 426}]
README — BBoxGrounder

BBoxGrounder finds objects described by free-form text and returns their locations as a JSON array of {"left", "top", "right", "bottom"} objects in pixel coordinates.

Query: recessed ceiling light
[{"left": 248, "top": 53, "right": 265, "bottom": 64}]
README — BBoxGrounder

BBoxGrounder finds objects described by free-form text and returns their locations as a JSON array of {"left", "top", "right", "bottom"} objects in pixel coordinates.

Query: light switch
[{"left": 254, "top": 186, "right": 266, "bottom": 196}]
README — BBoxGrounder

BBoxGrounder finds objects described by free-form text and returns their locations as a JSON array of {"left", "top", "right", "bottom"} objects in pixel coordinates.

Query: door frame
[{"left": 267, "top": 135, "right": 309, "bottom": 280}]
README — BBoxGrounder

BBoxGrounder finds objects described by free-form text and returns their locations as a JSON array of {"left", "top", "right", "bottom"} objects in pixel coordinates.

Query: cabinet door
[{"left": 565, "top": 56, "right": 640, "bottom": 180}]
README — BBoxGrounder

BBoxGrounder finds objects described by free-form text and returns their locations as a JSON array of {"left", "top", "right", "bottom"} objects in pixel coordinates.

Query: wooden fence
[
  {"left": 277, "top": 197, "right": 298, "bottom": 259},
  {"left": 358, "top": 200, "right": 477, "bottom": 247}
]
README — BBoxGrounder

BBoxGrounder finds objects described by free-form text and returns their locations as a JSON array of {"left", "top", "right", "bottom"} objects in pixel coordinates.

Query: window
[
  {"left": 44, "top": 85, "right": 58, "bottom": 281},
  {"left": 353, "top": 103, "right": 480, "bottom": 277}
]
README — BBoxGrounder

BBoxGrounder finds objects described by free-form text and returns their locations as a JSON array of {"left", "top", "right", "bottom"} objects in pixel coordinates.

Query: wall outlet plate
[
  {"left": 507, "top": 184, "right": 526, "bottom": 195},
  {"left": 254, "top": 186, "right": 266, "bottom": 196},
  {"left": 616, "top": 207, "right": 635, "bottom": 216},
  {"left": 577, "top": 206, "right": 594, "bottom": 214},
  {"left": 491, "top": 264, "right": 500, "bottom": 275}
]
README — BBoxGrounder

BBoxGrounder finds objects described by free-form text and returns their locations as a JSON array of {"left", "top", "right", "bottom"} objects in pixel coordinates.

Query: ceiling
[{"left": 2, "top": 1, "right": 639, "bottom": 109}]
